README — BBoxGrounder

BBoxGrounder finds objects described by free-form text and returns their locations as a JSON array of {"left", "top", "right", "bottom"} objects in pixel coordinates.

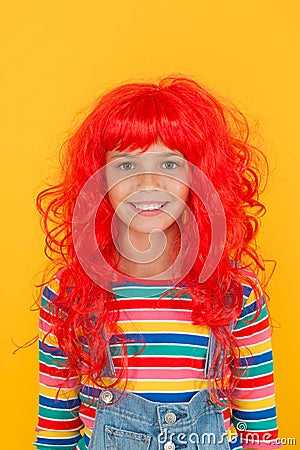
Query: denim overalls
[{"left": 88, "top": 328, "right": 231, "bottom": 450}]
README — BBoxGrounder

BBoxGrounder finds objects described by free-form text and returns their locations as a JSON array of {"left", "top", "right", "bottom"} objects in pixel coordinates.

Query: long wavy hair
[{"left": 37, "top": 75, "right": 269, "bottom": 404}]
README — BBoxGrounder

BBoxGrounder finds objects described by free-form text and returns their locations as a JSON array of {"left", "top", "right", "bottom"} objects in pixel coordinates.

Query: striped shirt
[{"left": 34, "top": 273, "right": 281, "bottom": 449}]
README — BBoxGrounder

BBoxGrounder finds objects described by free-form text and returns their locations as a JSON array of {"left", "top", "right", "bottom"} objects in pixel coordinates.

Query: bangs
[{"left": 98, "top": 82, "right": 207, "bottom": 158}]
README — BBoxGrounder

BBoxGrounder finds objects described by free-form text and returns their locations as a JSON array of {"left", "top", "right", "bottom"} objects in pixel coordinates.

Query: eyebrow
[
  {"left": 109, "top": 152, "right": 184, "bottom": 159},
  {"left": 110, "top": 153, "right": 135, "bottom": 159}
]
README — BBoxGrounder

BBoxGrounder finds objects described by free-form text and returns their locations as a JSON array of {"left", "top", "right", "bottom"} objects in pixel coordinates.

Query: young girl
[{"left": 34, "top": 76, "right": 281, "bottom": 450}]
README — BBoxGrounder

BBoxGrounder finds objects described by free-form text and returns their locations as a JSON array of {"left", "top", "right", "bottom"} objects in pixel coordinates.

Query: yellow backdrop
[{"left": 1, "top": 1, "right": 299, "bottom": 448}]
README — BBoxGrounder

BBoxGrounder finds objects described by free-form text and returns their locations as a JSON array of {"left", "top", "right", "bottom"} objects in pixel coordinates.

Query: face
[{"left": 105, "top": 143, "right": 190, "bottom": 235}]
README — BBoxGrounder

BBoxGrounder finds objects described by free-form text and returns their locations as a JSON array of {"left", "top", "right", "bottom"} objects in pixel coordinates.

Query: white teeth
[{"left": 133, "top": 203, "right": 164, "bottom": 211}]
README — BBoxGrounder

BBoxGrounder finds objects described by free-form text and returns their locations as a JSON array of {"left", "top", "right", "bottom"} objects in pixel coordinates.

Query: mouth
[
  {"left": 128, "top": 201, "right": 169, "bottom": 216},
  {"left": 129, "top": 201, "right": 168, "bottom": 211}
]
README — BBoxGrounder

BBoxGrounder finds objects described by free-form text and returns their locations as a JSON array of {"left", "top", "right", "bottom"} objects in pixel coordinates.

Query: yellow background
[{"left": 1, "top": 1, "right": 299, "bottom": 448}]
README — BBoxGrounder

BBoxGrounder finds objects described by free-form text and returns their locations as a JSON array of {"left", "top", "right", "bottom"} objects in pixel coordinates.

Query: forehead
[{"left": 106, "top": 143, "right": 185, "bottom": 161}]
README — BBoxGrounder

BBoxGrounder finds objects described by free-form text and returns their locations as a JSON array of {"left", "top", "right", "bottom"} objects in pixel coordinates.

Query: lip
[{"left": 128, "top": 201, "right": 169, "bottom": 216}]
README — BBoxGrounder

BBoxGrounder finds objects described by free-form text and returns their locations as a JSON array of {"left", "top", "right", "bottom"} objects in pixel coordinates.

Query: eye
[
  {"left": 118, "top": 161, "right": 135, "bottom": 171},
  {"left": 162, "top": 161, "right": 179, "bottom": 169}
]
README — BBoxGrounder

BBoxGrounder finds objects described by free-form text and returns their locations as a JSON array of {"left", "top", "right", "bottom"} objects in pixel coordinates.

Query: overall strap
[
  {"left": 205, "top": 259, "right": 240, "bottom": 378},
  {"left": 204, "top": 321, "right": 235, "bottom": 379},
  {"left": 101, "top": 344, "right": 116, "bottom": 377}
]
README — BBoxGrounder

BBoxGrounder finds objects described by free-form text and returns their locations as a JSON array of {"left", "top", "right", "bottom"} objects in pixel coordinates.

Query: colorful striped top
[{"left": 34, "top": 272, "right": 281, "bottom": 449}]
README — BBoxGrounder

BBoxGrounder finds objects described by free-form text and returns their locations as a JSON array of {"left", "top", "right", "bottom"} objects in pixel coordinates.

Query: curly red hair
[{"left": 37, "top": 76, "right": 268, "bottom": 403}]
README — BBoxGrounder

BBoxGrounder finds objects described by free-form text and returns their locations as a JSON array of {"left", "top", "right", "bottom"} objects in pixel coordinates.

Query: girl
[{"left": 35, "top": 76, "right": 281, "bottom": 450}]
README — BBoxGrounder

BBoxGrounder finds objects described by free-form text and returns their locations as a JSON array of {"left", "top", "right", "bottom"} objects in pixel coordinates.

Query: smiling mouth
[{"left": 129, "top": 202, "right": 168, "bottom": 211}]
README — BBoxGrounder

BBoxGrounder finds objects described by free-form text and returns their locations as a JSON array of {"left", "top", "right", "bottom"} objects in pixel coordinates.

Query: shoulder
[
  {"left": 229, "top": 262, "right": 263, "bottom": 307},
  {"left": 238, "top": 269, "right": 263, "bottom": 302},
  {"left": 235, "top": 269, "right": 268, "bottom": 326},
  {"left": 40, "top": 275, "right": 60, "bottom": 313}
]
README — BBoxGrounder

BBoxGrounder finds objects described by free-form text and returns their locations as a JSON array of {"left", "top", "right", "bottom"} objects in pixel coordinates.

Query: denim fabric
[{"left": 88, "top": 388, "right": 230, "bottom": 450}]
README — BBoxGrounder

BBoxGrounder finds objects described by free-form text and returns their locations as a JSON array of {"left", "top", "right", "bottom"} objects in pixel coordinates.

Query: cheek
[
  {"left": 181, "top": 186, "right": 190, "bottom": 202},
  {"left": 168, "top": 181, "right": 190, "bottom": 203},
  {"left": 108, "top": 187, "right": 123, "bottom": 210},
  {"left": 108, "top": 180, "right": 132, "bottom": 210}
]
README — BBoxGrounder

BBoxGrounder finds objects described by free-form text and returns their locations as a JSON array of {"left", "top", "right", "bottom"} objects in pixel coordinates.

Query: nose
[{"left": 135, "top": 171, "right": 162, "bottom": 190}]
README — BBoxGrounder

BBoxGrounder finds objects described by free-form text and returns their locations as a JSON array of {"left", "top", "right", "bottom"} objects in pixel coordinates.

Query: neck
[{"left": 115, "top": 222, "right": 180, "bottom": 280}]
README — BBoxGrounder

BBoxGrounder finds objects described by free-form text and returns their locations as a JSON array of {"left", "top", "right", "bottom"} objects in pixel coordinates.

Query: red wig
[{"left": 37, "top": 76, "right": 268, "bottom": 403}]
